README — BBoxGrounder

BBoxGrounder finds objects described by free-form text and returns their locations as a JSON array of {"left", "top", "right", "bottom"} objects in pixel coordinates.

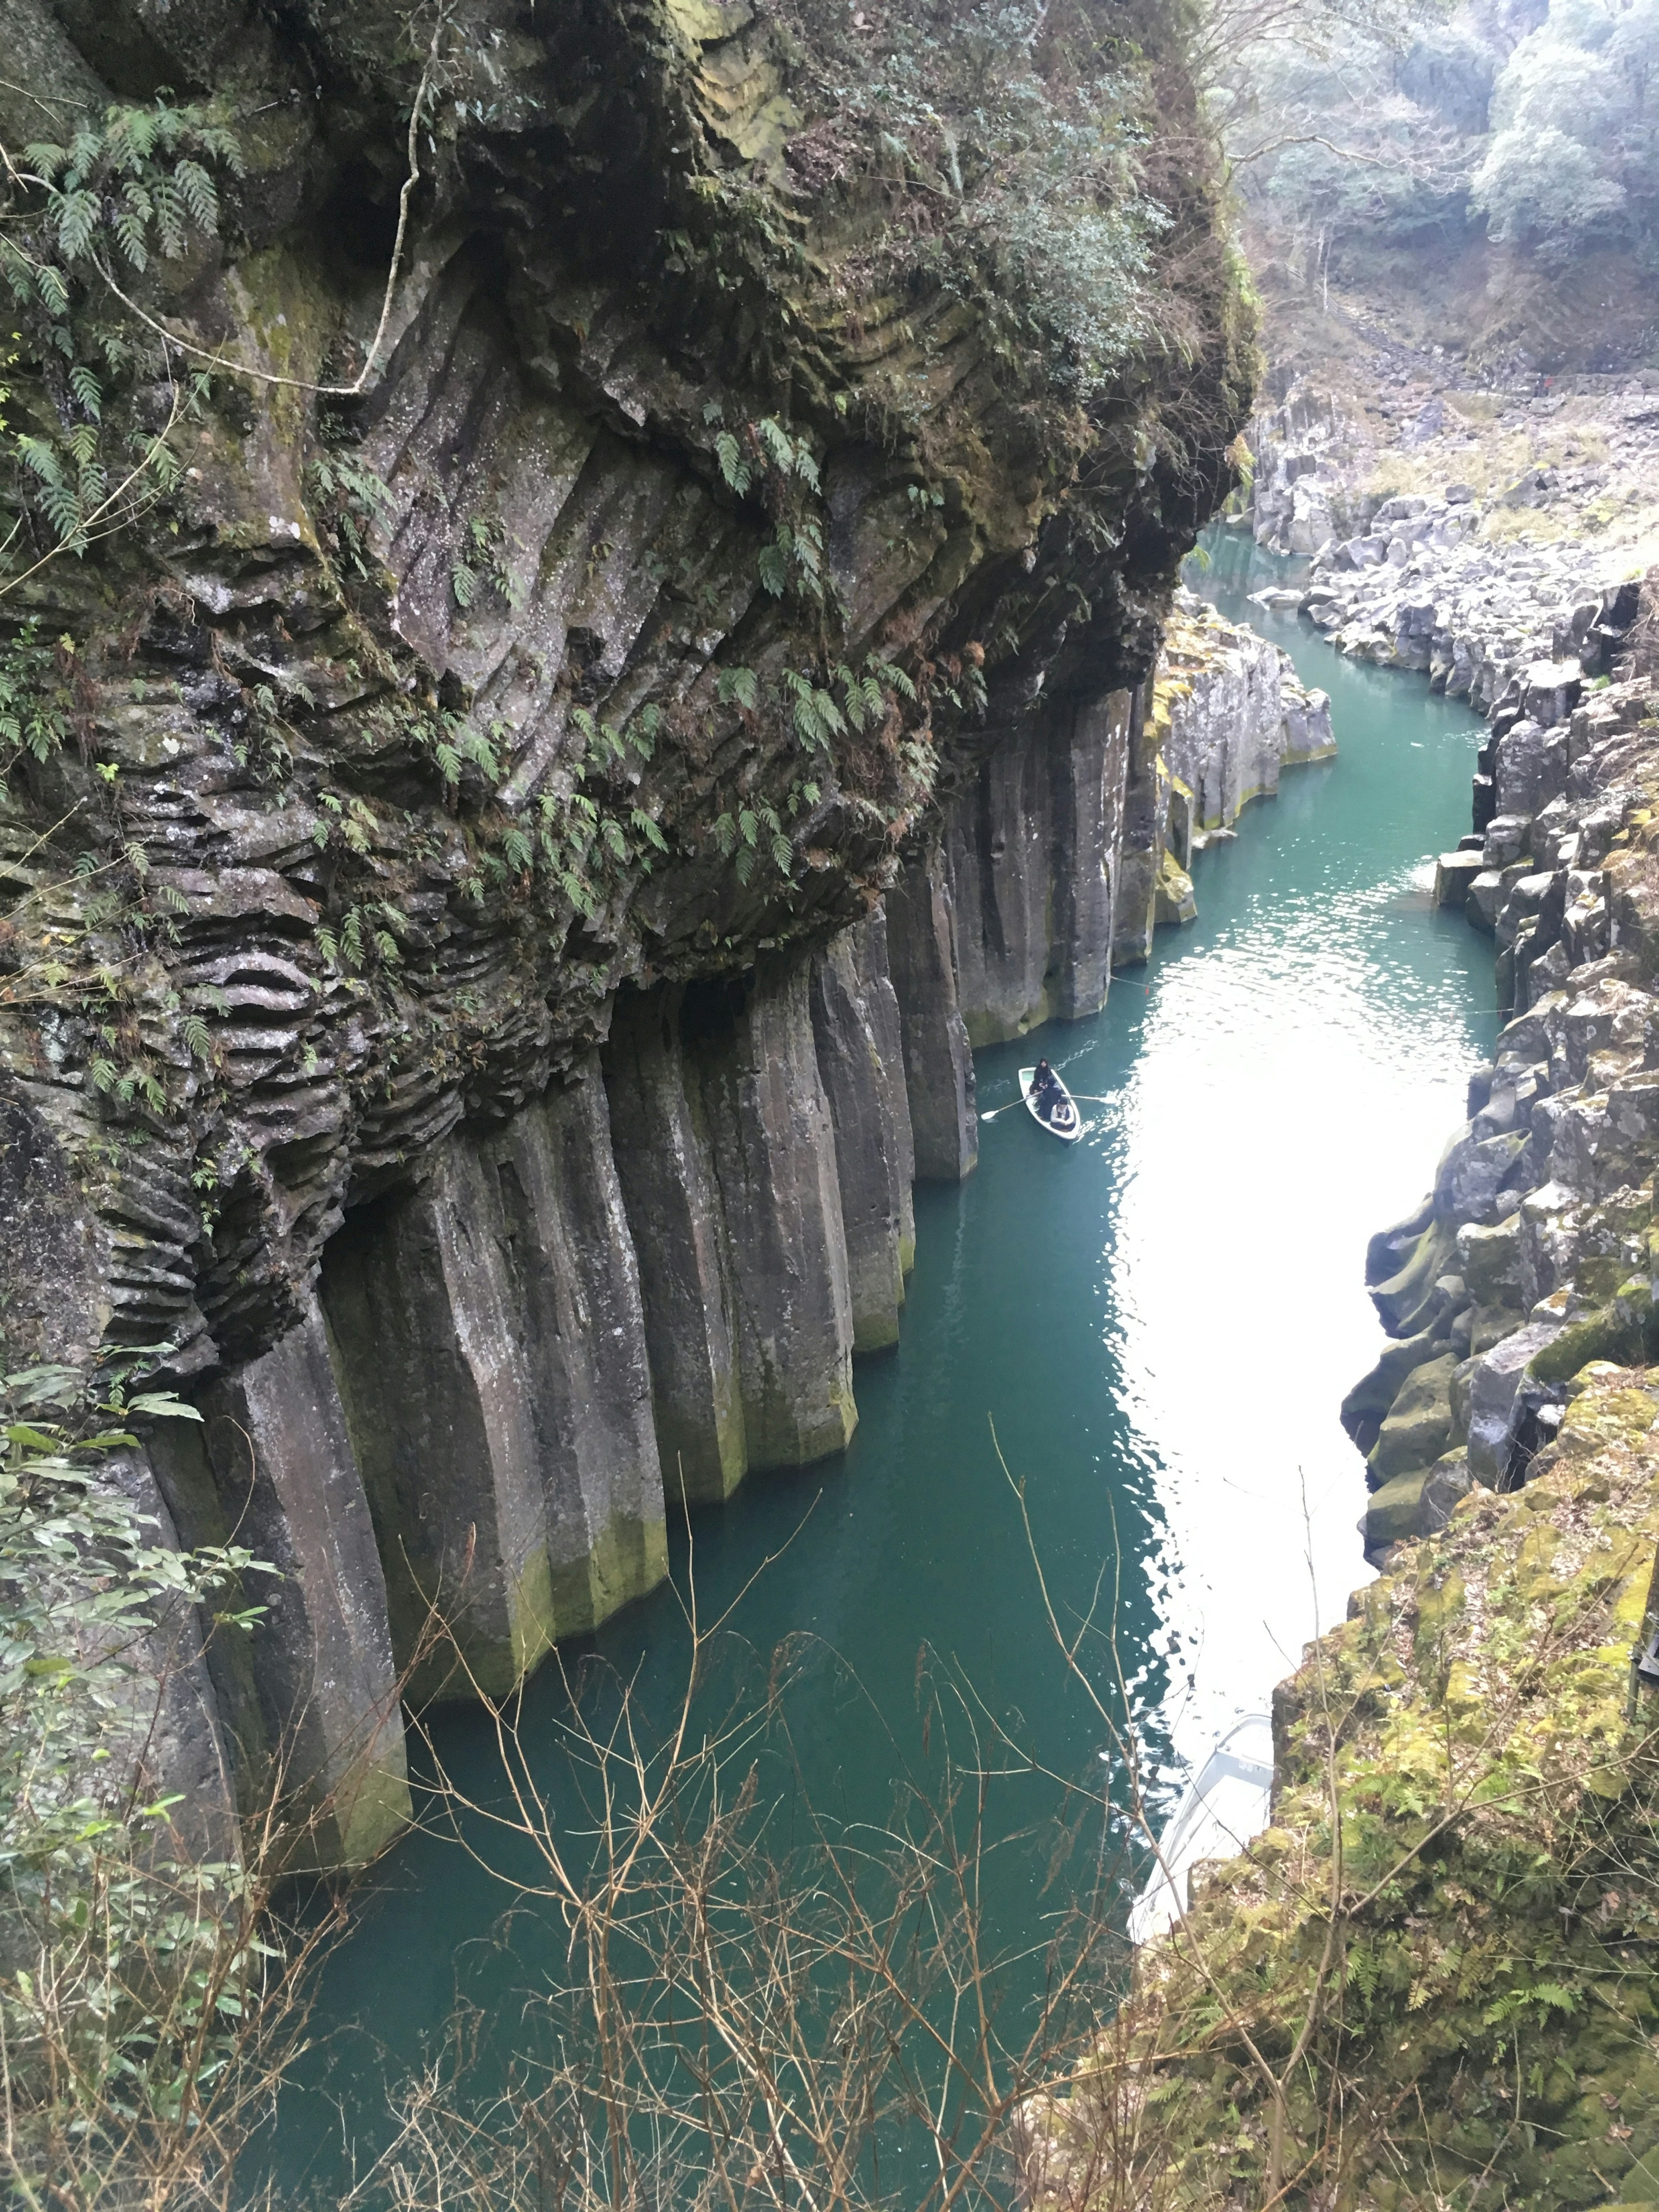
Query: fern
[
  {"left": 716, "top": 666, "right": 760, "bottom": 712},
  {"left": 715, "top": 431, "right": 750, "bottom": 495}
]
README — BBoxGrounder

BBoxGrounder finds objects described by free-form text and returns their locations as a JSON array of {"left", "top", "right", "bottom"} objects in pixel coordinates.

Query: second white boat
[{"left": 1126, "top": 1713, "right": 1275, "bottom": 1947}]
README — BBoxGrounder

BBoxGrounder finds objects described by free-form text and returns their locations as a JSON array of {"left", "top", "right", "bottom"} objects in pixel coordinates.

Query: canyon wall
[{"left": 0, "top": 0, "right": 1255, "bottom": 1864}]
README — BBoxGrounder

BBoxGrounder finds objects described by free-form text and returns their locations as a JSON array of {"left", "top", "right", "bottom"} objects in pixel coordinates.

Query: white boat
[
  {"left": 1126, "top": 1712, "right": 1275, "bottom": 1947},
  {"left": 1018, "top": 1064, "right": 1083, "bottom": 1143}
]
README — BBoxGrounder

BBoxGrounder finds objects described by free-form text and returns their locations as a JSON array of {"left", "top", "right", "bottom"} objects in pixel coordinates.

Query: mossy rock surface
[
  {"left": 1037, "top": 1363, "right": 1659, "bottom": 2211},
  {"left": 1367, "top": 1350, "right": 1457, "bottom": 1483}
]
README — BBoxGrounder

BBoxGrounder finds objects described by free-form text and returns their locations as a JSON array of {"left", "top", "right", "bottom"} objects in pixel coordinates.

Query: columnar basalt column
[
  {"left": 1050, "top": 688, "right": 1134, "bottom": 1017},
  {"left": 810, "top": 914, "right": 915, "bottom": 1354},
  {"left": 858, "top": 907, "right": 918, "bottom": 1274},
  {"left": 687, "top": 956, "right": 858, "bottom": 1468},
  {"left": 603, "top": 987, "right": 748, "bottom": 1503},
  {"left": 148, "top": 1299, "right": 410, "bottom": 1865},
  {"left": 474, "top": 1062, "right": 669, "bottom": 1629},
  {"left": 947, "top": 730, "right": 1055, "bottom": 1046},
  {"left": 885, "top": 850, "right": 979, "bottom": 1182},
  {"left": 98, "top": 1449, "right": 242, "bottom": 1868},
  {"left": 319, "top": 1154, "right": 558, "bottom": 1702},
  {"left": 1112, "top": 691, "right": 1161, "bottom": 969}
]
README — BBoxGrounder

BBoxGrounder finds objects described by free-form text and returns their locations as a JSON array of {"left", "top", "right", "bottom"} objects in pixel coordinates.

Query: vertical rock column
[
  {"left": 607, "top": 959, "right": 861, "bottom": 1494},
  {"left": 1050, "top": 689, "right": 1133, "bottom": 1018},
  {"left": 603, "top": 988, "right": 748, "bottom": 1503},
  {"left": 946, "top": 731, "right": 1055, "bottom": 1044},
  {"left": 320, "top": 1071, "right": 670, "bottom": 1697},
  {"left": 1112, "top": 689, "right": 1161, "bottom": 969},
  {"left": 809, "top": 912, "right": 916, "bottom": 1354},
  {"left": 320, "top": 1155, "right": 558, "bottom": 1702},
  {"left": 149, "top": 1298, "right": 411, "bottom": 1865},
  {"left": 477, "top": 1062, "right": 669, "bottom": 1630},
  {"left": 696, "top": 956, "right": 858, "bottom": 1467},
  {"left": 885, "top": 849, "right": 979, "bottom": 1181},
  {"left": 98, "top": 1449, "right": 242, "bottom": 1868}
]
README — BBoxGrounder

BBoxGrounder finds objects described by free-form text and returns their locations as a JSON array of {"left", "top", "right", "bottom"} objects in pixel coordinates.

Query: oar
[{"left": 980, "top": 1089, "right": 1114, "bottom": 1122}]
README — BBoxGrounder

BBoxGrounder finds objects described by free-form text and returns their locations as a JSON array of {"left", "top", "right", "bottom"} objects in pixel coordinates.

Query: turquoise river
[{"left": 274, "top": 534, "right": 1500, "bottom": 2189}]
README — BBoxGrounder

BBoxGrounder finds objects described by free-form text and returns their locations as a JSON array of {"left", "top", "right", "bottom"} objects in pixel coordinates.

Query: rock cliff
[
  {"left": 0, "top": 0, "right": 1251, "bottom": 1863},
  {"left": 1023, "top": 1360, "right": 1659, "bottom": 2210}
]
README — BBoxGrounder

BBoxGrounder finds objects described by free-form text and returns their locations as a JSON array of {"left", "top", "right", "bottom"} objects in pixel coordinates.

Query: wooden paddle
[{"left": 980, "top": 1089, "right": 1112, "bottom": 1122}]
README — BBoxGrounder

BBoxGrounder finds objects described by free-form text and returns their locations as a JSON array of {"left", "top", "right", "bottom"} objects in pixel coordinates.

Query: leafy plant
[
  {"left": 451, "top": 510, "right": 527, "bottom": 614},
  {"left": 307, "top": 434, "right": 395, "bottom": 582},
  {"left": 0, "top": 1360, "right": 279, "bottom": 2174},
  {"left": 0, "top": 98, "right": 242, "bottom": 565},
  {"left": 0, "top": 621, "right": 70, "bottom": 778}
]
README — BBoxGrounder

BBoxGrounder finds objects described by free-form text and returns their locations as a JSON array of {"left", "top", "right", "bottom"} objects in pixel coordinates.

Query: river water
[{"left": 276, "top": 533, "right": 1497, "bottom": 2190}]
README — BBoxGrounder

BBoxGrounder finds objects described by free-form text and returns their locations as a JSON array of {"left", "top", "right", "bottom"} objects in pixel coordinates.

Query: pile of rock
[
  {"left": 1274, "top": 508, "right": 1641, "bottom": 715},
  {"left": 1249, "top": 373, "right": 1659, "bottom": 718},
  {"left": 1348, "top": 657, "right": 1659, "bottom": 1562}
]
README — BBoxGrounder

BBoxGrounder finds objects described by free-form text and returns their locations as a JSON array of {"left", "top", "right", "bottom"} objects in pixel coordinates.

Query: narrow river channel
[{"left": 275, "top": 533, "right": 1499, "bottom": 2190}]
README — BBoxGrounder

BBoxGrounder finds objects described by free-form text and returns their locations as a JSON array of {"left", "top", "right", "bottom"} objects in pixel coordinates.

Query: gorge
[
  {"left": 268, "top": 529, "right": 1502, "bottom": 2193},
  {"left": 7, "top": 0, "right": 1659, "bottom": 2206}
]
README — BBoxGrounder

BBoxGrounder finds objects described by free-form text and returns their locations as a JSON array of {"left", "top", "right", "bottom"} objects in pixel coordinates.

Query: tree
[{"left": 1471, "top": 120, "right": 1628, "bottom": 257}]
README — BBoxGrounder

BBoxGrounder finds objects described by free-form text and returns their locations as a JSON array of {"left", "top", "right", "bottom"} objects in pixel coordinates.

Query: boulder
[
  {"left": 1433, "top": 850, "right": 1485, "bottom": 908},
  {"left": 1457, "top": 1214, "right": 1523, "bottom": 1306},
  {"left": 1466, "top": 869, "right": 1506, "bottom": 933},
  {"left": 1467, "top": 1319, "right": 1565, "bottom": 1483},
  {"left": 1368, "top": 1351, "right": 1458, "bottom": 1484},
  {"left": 1363, "top": 1469, "right": 1431, "bottom": 1562},
  {"left": 1422, "top": 1449, "right": 1474, "bottom": 1532},
  {"left": 1495, "top": 719, "right": 1569, "bottom": 819}
]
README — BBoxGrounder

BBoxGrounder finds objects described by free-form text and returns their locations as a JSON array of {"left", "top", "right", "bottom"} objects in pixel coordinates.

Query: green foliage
[
  {"left": 308, "top": 431, "right": 395, "bottom": 582},
  {"left": 0, "top": 620, "right": 70, "bottom": 777},
  {"left": 779, "top": 0, "right": 1168, "bottom": 393},
  {"left": 451, "top": 510, "right": 528, "bottom": 615},
  {"left": 0, "top": 98, "right": 241, "bottom": 562},
  {"left": 1240, "top": 0, "right": 1659, "bottom": 273},
  {"left": 0, "top": 1361, "right": 276, "bottom": 2153},
  {"left": 709, "top": 414, "right": 829, "bottom": 605}
]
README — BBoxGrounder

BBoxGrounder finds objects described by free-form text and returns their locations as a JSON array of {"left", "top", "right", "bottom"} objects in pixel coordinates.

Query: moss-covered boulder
[{"left": 1367, "top": 1350, "right": 1458, "bottom": 1484}]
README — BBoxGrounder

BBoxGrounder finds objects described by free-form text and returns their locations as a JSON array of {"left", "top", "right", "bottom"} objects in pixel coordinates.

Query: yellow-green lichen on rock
[{"left": 1030, "top": 1362, "right": 1659, "bottom": 2212}]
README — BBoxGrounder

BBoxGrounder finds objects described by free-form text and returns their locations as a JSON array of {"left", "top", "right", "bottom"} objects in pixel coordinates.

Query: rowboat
[
  {"left": 1018, "top": 1064, "right": 1084, "bottom": 1142},
  {"left": 1126, "top": 1712, "right": 1275, "bottom": 1947}
]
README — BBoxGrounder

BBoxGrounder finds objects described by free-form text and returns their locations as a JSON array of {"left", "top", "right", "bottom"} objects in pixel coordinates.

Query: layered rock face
[
  {"left": 941, "top": 691, "right": 1137, "bottom": 1045},
  {"left": 1347, "top": 596, "right": 1659, "bottom": 1562},
  {"left": 1112, "top": 594, "right": 1334, "bottom": 960},
  {"left": 0, "top": 4, "right": 1251, "bottom": 1860}
]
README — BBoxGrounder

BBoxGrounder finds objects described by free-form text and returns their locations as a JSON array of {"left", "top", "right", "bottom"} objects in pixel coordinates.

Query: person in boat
[{"left": 1031, "top": 1059, "right": 1065, "bottom": 1116}]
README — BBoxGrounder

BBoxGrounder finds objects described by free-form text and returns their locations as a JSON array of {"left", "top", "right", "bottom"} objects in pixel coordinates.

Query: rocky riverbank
[
  {"left": 1346, "top": 607, "right": 1659, "bottom": 1566},
  {"left": 1249, "top": 379, "right": 1659, "bottom": 718},
  {"left": 1023, "top": 1359, "right": 1659, "bottom": 2210},
  {"left": 1020, "top": 576, "right": 1659, "bottom": 2212}
]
